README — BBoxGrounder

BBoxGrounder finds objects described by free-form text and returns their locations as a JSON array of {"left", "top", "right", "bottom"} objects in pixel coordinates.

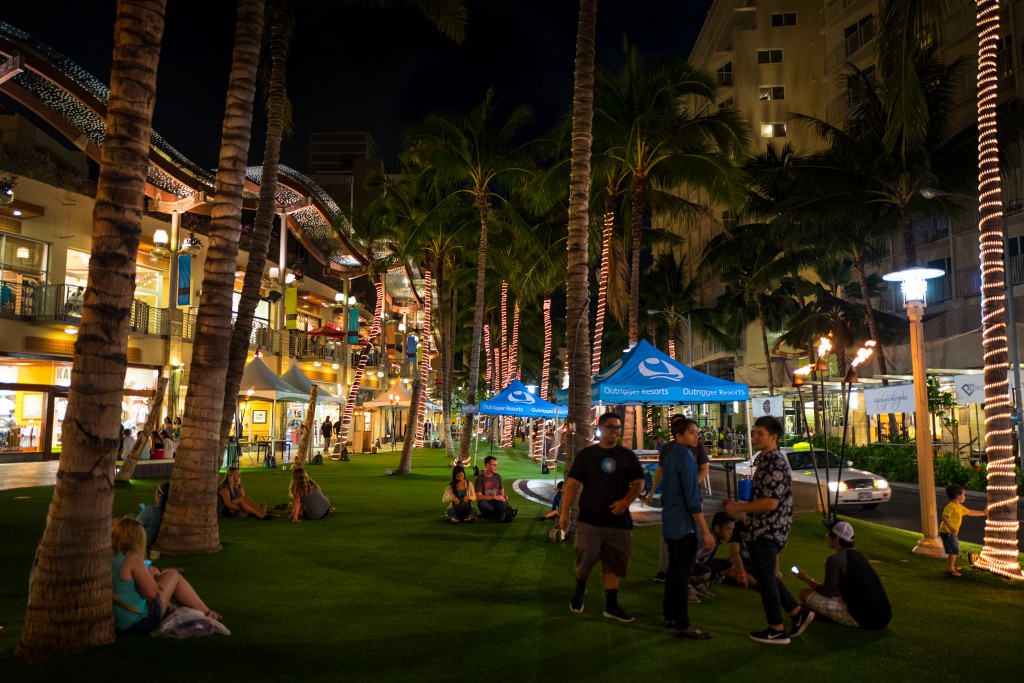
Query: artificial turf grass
[{"left": 0, "top": 446, "right": 1022, "bottom": 683}]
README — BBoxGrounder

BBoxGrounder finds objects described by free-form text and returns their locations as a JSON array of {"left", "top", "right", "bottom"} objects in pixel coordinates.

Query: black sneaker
[
  {"left": 653, "top": 572, "right": 668, "bottom": 583},
  {"left": 570, "top": 585, "right": 586, "bottom": 614},
  {"left": 790, "top": 608, "right": 815, "bottom": 637},
  {"left": 602, "top": 604, "right": 635, "bottom": 623},
  {"left": 749, "top": 628, "right": 790, "bottom": 645}
]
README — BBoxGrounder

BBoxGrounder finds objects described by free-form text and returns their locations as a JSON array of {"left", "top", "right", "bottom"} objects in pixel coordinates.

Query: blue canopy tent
[
  {"left": 474, "top": 379, "right": 566, "bottom": 471},
  {"left": 555, "top": 340, "right": 749, "bottom": 405},
  {"left": 594, "top": 340, "right": 748, "bottom": 405},
  {"left": 480, "top": 379, "right": 568, "bottom": 418},
  {"left": 556, "top": 340, "right": 753, "bottom": 460}
]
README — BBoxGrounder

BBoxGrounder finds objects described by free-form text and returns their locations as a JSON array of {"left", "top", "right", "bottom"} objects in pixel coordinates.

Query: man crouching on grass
[{"left": 559, "top": 412, "right": 644, "bottom": 623}]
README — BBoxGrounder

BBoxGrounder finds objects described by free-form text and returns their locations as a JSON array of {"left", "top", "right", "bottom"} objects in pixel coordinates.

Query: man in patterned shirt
[{"left": 724, "top": 415, "right": 813, "bottom": 645}]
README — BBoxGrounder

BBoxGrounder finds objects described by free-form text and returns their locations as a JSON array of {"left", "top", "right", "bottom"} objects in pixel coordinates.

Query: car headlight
[
  {"left": 827, "top": 482, "right": 848, "bottom": 493},
  {"left": 874, "top": 478, "right": 889, "bottom": 489}
]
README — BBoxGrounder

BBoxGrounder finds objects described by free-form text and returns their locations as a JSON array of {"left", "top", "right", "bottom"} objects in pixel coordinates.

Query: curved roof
[{"left": 0, "top": 21, "right": 366, "bottom": 272}]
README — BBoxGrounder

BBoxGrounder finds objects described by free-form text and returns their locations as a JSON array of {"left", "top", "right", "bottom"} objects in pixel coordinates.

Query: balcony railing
[
  {"left": 716, "top": 71, "right": 733, "bottom": 87},
  {"left": 824, "top": 17, "right": 877, "bottom": 74},
  {"left": 820, "top": 0, "right": 860, "bottom": 29},
  {"left": 957, "top": 268, "right": 982, "bottom": 297},
  {"left": 927, "top": 273, "right": 953, "bottom": 304}
]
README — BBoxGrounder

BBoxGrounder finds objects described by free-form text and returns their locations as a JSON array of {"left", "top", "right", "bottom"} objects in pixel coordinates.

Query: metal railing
[
  {"left": 927, "top": 273, "right": 953, "bottom": 304},
  {"left": 956, "top": 268, "right": 982, "bottom": 297},
  {"left": 716, "top": 70, "right": 733, "bottom": 87},
  {"left": 824, "top": 17, "right": 877, "bottom": 74},
  {"left": 0, "top": 280, "right": 39, "bottom": 317},
  {"left": 820, "top": 0, "right": 860, "bottom": 28}
]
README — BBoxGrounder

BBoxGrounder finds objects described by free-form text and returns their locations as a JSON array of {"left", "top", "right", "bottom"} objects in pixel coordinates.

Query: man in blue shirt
[{"left": 661, "top": 418, "right": 715, "bottom": 639}]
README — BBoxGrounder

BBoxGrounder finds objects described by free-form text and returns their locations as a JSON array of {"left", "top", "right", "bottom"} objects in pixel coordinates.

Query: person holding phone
[
  {"left": 793, "top": 520, "right": 891, "bottom": 630},
  {"left": 112, "top": 517, "right": 221, "bottom": 633}
]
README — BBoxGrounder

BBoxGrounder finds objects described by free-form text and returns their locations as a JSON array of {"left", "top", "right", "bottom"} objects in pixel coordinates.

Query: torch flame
[
  {"left": 850, "top": 340, "right": 877, "bottom": 368},
  {"left": 793, "top": 364, "right": 814, "bottom": 376},
  {"left": 817, "top": 337, "right": 832, "bottom": 358}
]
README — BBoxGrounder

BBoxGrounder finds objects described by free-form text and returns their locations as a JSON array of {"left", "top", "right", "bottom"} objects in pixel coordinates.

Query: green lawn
[{"left": 1, "top": 445, "right": 1022, "bottom": 683}]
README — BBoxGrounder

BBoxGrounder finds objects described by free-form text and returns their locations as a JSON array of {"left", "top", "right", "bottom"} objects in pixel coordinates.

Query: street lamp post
[{"left": 883, "top": 266, "right": 947, "bottom": 557}]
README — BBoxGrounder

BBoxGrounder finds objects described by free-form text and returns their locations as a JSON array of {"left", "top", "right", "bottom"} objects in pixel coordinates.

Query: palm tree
[
  {"left": 337, "top": 202, "right": 399, "bottom": 448},
  {"left": 973, "top": 0, "right": 1022, "bottom": 580},
  {"left": 217, "top": 0, "right": 294, "bottom": 457},
  {"left": 641, "top": 250, "right": 729, "bottom": 363},
  {"left": 704, "top": 222, "right": 802, "bottom": 395},
  {"left": 404, "top": 90, "right": 534, "bottom": 463},
  {"left": 564, "top": 0, "right": 598, "bottom": 468},
  {"left": 17, "top": 0, "right": 167, "bottom": 658},
  {"left": 594, "top": 44, "right": 750, "bottom": 347},
  {"left": 159, "top": 0, "right": 264, "bottom": 555}
]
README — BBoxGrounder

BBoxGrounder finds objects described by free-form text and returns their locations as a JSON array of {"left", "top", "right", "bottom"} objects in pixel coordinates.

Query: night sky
[{"left": 2, "top": 0, "right": 714, "bottom": 172}]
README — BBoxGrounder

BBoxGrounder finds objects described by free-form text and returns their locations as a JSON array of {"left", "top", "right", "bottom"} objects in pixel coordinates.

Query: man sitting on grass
[
  {"left": 475, "top": 455, "right": 517, "bottom": 521},
  {"left": 793, "top": 520, "right": 892, "bottom": 631}
]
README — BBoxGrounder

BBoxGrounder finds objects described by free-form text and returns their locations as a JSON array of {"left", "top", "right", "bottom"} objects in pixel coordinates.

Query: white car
[{"left": 729, "top": 446, "right": 891, "bottom": 509}]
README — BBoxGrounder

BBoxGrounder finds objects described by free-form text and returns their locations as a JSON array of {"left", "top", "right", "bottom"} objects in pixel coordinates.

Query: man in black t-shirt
[{"left": 559, "top": 412, "right": 644, "bottom": 623}]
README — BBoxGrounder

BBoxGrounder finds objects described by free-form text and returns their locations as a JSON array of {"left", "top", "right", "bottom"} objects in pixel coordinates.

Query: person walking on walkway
[{"left": 559, "top": 412, "right": 644, "bottom": 623}]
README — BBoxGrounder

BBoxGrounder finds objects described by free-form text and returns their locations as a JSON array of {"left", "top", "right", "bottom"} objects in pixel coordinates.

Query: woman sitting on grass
[
  {"left": 217, "top": 467, "right": 276, "bottom": 519},
  {"left": 442, "top": 466, "right": 477, "bottom": 524},
  {"left": 289, "top": 467, "right": 334, "bottom": 522},
  {"left": 138, "top": 481, "right": 169, "bottom": 552},
  {"left": 112, "top": 517, "right": 221, "bottom": 633}
]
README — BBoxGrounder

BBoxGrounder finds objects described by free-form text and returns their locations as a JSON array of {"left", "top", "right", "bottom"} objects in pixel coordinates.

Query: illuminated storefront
[{"left": 0, "top": 358, "right": 159, "bottom": 459}]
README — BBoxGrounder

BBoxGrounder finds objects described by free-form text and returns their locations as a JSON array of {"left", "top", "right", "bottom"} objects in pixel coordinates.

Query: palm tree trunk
[
  {"left": 853, "top": 255, "right": 897, "bottom": 427},
  {"left": 115, "top": 377, "right": 168, "bottom": 481},
  {"left": 537, "top": 297, "right": 553, "bottom": 461},
  {"left": 758, "top": 311, "right": 775, "bottom": 395},
  {"left": 413, "top": 269, "right": 432, "bottom": 448},
  {"left": 397, "top": 379, "right": 421, "bottom": 474},
  {"left": 458, "top": 196, "right": 490, "bottom": 462},
  {"left": 17, "top": 0, "right": 166, "bottom": 658},
  {"left": 565, "top": 0, "right": 597, "bottom": 471},
  {"left": 592, "top": 208, "right": 614, "bottom": 373},
  {"left": 442, "top": 286, "right": 457, "bottom": 461},
  {"left": 341, "top": 277, "right": 385, "bottom": 445},
  {"left": 500, "top": 282, "right": 513, "bottom": 449},
  {"left": 622, "top": 179, "right": 645, "bottom": 449},
  {"left": 218, "top": 0, "right": 289, "bottom": 452},
  {"left": 293, "top": 385, "right": 317, "bottom": 467},
  {"left": 975, "top": 0, "right": 1022, "bottom": 580},
  {"left": 159, "top": 0, "right": 264, "bottom": 556},
  {"left": 902, "top": 215, "right": 918, "bottom": 268},
  {"left": 436, "top": 264, "right": 456, "bottom": 462}
]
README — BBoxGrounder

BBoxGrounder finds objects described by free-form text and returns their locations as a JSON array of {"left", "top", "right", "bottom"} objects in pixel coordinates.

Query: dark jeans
[
  {"left": 663, "top": 534, "right": 698, "bottom": 627},
  {"left": 478, "top": 499, "right": 508, "bottom": 518},
  {"left": 748, "top": 537, "right": 798, "bottom": 627}
]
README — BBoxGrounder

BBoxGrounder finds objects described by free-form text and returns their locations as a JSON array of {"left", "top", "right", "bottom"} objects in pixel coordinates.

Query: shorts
[
  {"left": 125, "top": 599, "right": 163, "bottom": 634},
  {"left": 574, "top": 522, "right": 632, "bottom": 578},
  {"left": 803, "top": 591, "right": 859, "bottom": 627},
  {"left": 940, "top": 532, "right": 959, "bottom": 556}
]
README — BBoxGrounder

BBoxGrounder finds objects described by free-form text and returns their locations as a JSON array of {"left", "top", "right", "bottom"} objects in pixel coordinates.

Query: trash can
[{"left": 737, "top": 478, "right": 753, "bottom": 502}]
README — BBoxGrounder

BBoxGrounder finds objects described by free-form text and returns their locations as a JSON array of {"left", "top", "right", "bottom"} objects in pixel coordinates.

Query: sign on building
[
  {"left": 863, "top": 384, "right": 915, "bottom": 415},
  {"left": 750, "top": 395, "right": 784, "bottom": 418}
]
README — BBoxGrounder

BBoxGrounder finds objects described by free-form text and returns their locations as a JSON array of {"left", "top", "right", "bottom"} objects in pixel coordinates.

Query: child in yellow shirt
[{"left": 939, "top": 484, "right": 986, "bottom": 577}]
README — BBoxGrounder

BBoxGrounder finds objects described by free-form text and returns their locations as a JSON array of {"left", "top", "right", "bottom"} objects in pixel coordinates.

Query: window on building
[
  {"left": 718, "top": 97, "right": 735, "bottom": 110},
  {"left": 758, "top": 85, "right": 786, "bottom": 101},
  {"left": 997, "top": 35, "right": 1014, "bottom": 78},
  {"left": 1008, "top": 235, "right": 1024, "bottom": 258},
  {"left": 759, "top": 122, "right": 787, "bottom": 138},
  {"left": 756, "top": 49, "right": 783, "bottom": 64},
  {"left": 717, "top": 62, "right": 733, "bottom": 87},
  {"left": 770, "top": 12, "right": 797, "bottom": 27}
]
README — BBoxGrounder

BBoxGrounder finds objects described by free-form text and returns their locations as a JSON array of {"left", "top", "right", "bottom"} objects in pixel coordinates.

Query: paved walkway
[{"left": 0, "top": 461, "right": 58, "bottom": 491}]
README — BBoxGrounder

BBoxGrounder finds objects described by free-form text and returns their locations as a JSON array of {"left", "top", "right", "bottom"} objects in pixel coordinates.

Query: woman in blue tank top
[{"left": 112, "top": 517, "right": 222, "bottom": 633}]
